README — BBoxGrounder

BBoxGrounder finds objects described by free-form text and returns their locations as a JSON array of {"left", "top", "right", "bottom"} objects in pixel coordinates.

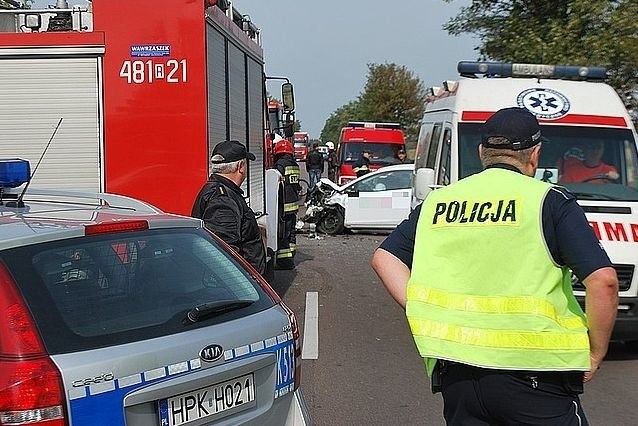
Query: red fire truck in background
[
  {"left": 0, "top": 0, "right": 294, "bottom": 264},
  {"left": 293, "top": 131, "right": 310, "bottom": 161},
  {"left": 336, "top": 122, "right": 406, "bottom": 184}
]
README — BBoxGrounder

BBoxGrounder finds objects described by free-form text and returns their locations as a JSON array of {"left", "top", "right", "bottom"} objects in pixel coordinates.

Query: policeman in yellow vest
[{"left": 372, "top": 107, "right": 619, "bottom": 425}]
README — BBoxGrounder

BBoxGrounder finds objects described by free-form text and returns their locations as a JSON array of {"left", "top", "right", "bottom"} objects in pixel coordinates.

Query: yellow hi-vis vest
[{"left": 407, "top": 168, "right": 590, "bottom": 376}]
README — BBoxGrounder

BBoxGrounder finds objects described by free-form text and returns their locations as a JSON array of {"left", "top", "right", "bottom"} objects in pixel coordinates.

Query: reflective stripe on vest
[
  {"left": 285, "top": 166, "right": 300, "bottom": 185},
  {"left": 276, "top": 248, "right": 294, "bottom": 259},
  {"left": 284, "top": 201, "right": 299, "bottom": 213},
  {"left": 407, "top": 287, "right": 586, "bottom": 330},
  {"left": 407, "top": 168, "right": 590, "bottom": 375}
]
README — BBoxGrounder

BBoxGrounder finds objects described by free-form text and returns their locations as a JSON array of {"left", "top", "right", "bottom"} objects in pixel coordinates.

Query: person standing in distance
[
  {"left": 191, "top": 140, "right": 266, "bottom": 275},
  {"left": 353, "top": 150, "right": 371, "bottom": 177},
  {"left": 306, "top": 142, "right": 324, "bottom": 191},
  {"left": 326, "top": 141, "right": 338, "bottom": 182},
  {"left": 273, "top": 139, "right": 301, "bottom": 270},
  {"left": 371, "top": 107, "right": 618, "bottom": 425}
]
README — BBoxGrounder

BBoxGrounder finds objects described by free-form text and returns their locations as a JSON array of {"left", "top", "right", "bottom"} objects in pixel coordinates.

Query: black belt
[{"left": 434, "top": 361, "right": 584, "bottom": 394}]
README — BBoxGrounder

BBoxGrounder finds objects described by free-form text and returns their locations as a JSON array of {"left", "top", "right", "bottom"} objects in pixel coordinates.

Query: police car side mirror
[{"left": 414, "top": 167, "right": 436, "bottom": 201}]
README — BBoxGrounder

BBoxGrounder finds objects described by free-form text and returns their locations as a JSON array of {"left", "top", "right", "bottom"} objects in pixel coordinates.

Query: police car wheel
[{"left": 317, "top": 207, "right": 344, "bottom": 235}]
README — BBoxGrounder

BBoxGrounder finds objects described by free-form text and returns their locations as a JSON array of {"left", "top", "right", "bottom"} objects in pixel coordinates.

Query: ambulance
[{"left": 412, "top": 61, "right": 638, "bottom": 344}]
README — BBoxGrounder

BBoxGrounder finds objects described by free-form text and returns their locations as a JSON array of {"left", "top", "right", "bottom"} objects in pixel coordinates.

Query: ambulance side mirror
[{"left": 414, "top": 167, "right": 436, "bottom": 201}]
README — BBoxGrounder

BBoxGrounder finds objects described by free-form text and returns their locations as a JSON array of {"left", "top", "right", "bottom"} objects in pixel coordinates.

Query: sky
[
  {"left": 245, "top": 0, "right": 479, "bottom": 138},
  {"left": 32, "top": 0, "right": 479, "bottom": 138}
]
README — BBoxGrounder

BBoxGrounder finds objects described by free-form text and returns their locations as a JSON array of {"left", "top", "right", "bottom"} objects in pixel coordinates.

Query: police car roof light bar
[
  {"left": 0, "top": 159, "right": 30, "bottom": 190},
  {"left": 457, "top": 61, "right": 608, "bottom": 81},
  {"left": 0, "top": 159, "right": 31, "bottom": 205}
]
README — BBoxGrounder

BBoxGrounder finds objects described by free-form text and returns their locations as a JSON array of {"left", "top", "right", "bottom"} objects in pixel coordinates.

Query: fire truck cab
[
  {"left": 413, "top": 61, "right": 638, "bottom": 343},
  {"left": 337, "top": 122, "right": 406, "bottom": 185},
  {"left": 293, "top": 132, "right": 309, "bottom": 162}
]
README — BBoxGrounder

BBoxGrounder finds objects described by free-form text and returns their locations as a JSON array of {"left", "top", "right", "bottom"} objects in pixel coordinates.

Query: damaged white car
[{"left": 302, "top": 164, "right": 413, "bottom": 234}]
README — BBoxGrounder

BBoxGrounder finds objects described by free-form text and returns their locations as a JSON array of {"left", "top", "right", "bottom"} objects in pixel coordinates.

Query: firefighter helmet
[
  {"left": 274, "top": 139, "right": 294, "bottom": 155},
  {"left": 325, "top": 141, "right": 334, "bottom": 150}
]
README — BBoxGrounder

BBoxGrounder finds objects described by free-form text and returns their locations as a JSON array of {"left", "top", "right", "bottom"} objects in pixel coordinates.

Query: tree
[
  {"left": 320, "top": 63, "right": 427, "bottom": 148},
  {"left": 444, "top": 0, "right": 638, "bottom": 121},
  {"left": 358, "top": 63, "right": 427, "bottom": 145},
  {"left": 319, "top": 100, "right": 363, "bottom": 146}
]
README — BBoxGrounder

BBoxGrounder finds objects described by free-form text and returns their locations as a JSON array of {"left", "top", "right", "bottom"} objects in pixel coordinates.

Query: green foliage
[
  {"left": 444, "top": 0, "right": 638, "bottom": 117},
  {"left": 320, "top": 100, "right": 364, "bottom": 146},
  {"left": 359, "top": 63, "right": 427, "bottom": 146},
  {"left": 320, "top": 63, "right": 426, "bottom": 148}
]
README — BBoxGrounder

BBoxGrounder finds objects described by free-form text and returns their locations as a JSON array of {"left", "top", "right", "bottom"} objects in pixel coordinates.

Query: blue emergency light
[
  {"left": 0, "top": 159, "right": 31, "bottom": 189},
  {"left": 457, "top": 61, "right": 608, "bottom": 81}
]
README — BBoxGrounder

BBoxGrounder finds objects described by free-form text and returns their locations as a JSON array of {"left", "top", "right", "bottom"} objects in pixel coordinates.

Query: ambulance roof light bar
[
  {"left": 457, "top": 61, "right": 608, "bottom": 81},
  {"left": 347, "top": 122, "right": 402, "bottom": 130}
]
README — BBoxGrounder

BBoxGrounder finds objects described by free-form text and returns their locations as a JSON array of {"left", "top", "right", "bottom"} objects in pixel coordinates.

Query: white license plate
[{"left": 158, "top": 373, "right": 255, "bottom": 426}]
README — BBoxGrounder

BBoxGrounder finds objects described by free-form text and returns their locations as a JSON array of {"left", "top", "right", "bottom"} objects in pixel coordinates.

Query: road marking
[{"left": 302, "top": 292, "right": 319, "bottom": 359}]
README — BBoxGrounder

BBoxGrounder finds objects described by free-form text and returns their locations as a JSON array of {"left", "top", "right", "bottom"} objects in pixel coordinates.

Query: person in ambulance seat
[
  {"left": 559, "top": 140, "right": 620, "bottom": 184},
  {"left": 191, "top": 140, "right": 266, "bottom": 275},
  {"left": 372, "top": 107, "right": 619, "bottom": 425},
  {"left": 273, "top": 139, "right": 301, "bottom": 270},
  {"left": 353, "top": 150, "right": 372, "bottom": 177}
]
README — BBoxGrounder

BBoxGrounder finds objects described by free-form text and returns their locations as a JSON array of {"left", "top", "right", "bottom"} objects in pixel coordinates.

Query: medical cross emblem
[
  {"left": 528, "top": 93, "right": 559, "bottom": 111},
  {"left": 517, "top": 87, "right": 570, "bottom": 119}
]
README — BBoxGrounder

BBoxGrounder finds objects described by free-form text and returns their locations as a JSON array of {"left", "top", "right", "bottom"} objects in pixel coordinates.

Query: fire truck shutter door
[
  {"left": 206, "top": 27, "right": 228, "bottom": 156},
  {"left": 247, "top": 57, "right": 265, "bottom": 215},
  {"left": 0, "top": 56, "right": 101, "bottom": 192}
]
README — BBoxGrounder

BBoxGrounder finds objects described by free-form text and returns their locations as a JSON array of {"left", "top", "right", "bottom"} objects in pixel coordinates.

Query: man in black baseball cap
[
  {"left": 192, "top": 140, "right": 266, "bottom": 276},
  {"left": 210, "top": 140, "right": 256, "bottom": 164},
  {"left": 481, "top": 106, "right": 546, "bottom": 151}
]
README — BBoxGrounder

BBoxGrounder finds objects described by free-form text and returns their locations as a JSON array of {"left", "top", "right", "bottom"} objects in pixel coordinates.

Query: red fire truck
[
  {"left": 0, "top": 0, "right": 293, "bottom": 262},
  {"left": 293, "top": 132, "right": 310, "bottom": 161},
  {"left": 336, "top": 122, "right": 406, "bottom": 184}
]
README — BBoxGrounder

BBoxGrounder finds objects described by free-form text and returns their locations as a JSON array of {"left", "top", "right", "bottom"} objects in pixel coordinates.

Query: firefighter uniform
[
  {"left": 274, "top": 150, "right": 301, "bottom": 269},
  {"left": 353, "top": 152, "right": 371, "bottom": 177}
]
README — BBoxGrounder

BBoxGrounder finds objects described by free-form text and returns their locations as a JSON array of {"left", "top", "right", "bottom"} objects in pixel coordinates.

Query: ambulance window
[
  {"left": 438, "top": 128, "right": 452, "bottom": 185},
  {"left": 623, "top": 139, "right": 638, "bottom": 189},
  {"left": 415, "top": 123, "right": 432, "bottom": 170},
  {"left": 426, "top": 123, "right": 442, "bottom": 169}
]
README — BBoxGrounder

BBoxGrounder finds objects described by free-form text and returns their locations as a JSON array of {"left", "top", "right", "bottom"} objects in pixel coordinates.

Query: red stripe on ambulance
[
  {"left": 462, "top": 111, "right": 627, "bottom": 127},
  {"left": 589, "top": 221, "right": 638, "bottom": 243}
]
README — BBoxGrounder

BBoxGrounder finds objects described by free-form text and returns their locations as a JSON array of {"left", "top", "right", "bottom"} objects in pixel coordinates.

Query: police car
[{"left": 0, "top": 159, "right": 310, "bottom": 426}]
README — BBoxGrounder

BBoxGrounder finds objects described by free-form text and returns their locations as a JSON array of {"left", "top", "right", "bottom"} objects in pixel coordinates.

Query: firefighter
[
  {"left": 273, "top": 139, "right": 301, "bottom": 270},
  {"left": 326, "top": 141, "right": 338, "bottom": 182},
  {"left": 353, "top": 149, "right": 371, "bottom": 177}
]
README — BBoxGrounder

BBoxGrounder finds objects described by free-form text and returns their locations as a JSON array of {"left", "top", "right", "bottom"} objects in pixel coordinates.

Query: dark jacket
[
  {"left": 327, "top": 150, "right": 338, "bottom": 170},
  {"left": 274, "top": 153, "right": 301, "bottom": 214},
  {"left": 191, "top": 174, "right": 266, "bottom": 274},
  {"left": 353, "top": 154, "right": 371, "bottom": 177},
  {"left": 306, "top": 149, "right": 324, "bottom": 172}
]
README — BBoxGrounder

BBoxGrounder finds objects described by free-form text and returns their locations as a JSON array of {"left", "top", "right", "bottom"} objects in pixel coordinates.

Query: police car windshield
[
  {"left": 459, "top": 124, "right": 638, "bottom": 201},
  {"left": 342, "top": 142, "right": 406, "bottom": 166}
]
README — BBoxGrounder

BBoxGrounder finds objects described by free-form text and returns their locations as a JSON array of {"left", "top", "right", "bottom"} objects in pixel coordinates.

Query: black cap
[
  {"left": 481, "top": 107, "right": 545, "bottom": 151},
  {"left": 211, "top": 140, "right": 256, "bottom": 164}
]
